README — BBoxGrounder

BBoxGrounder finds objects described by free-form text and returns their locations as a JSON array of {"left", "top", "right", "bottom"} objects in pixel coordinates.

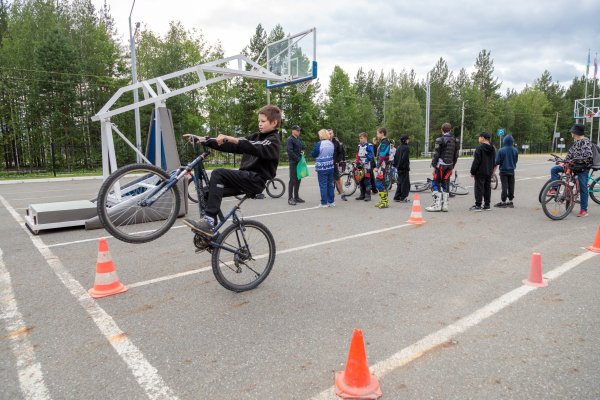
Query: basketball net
[
  {"left": 296, "top": 80, "right": 312, "bottom": 93},
  {"left": 586, "top": 113, "right": 594, "bottom": 123}
]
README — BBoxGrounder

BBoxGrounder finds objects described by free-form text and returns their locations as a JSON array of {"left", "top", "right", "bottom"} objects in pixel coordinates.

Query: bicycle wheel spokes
[
  {"left": 211, "top": 220, "right": 275, "bottom": 292},
  {"left": 341, "top": 173, "right": 357, "bottom": 196},
  {"left": 541, "top": 180, "right": 573, "bottom": 220},
  {"left": 98, "top": 165, "right": 180, "bottom": 243}
]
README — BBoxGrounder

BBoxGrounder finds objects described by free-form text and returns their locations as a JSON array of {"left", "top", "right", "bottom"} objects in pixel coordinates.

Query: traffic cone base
[
  {"left": 523, "top": 252, "right": 547, "bottom": 288},
  {"left": 89, "top": 238, "right": 127, "bottom": 298},
  {"left": 585, "top": 226, "right": 600, "bottom": 253},
  {"left": 407, "top": 193, "right": 426, "bottom": 225},
  {"left": 334, "top": 329, "right": 382, "bottom": 400},
  {"left": 335, "top": 371, "right": 382, "bottom": 400}
]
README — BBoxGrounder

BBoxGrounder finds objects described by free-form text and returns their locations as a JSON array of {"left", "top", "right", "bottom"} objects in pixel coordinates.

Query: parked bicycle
[
  {"left": 539, "top": 154, "right": 600, "bottom": 220},
  {"left": 96, "top": 139, "right": 276, "bottom": 292},
  {"left": 188, "top": 174, "right": 285, "bottom": 203},
  {"left": 409, "top": 170, "right": 469, "bottom": 196}
]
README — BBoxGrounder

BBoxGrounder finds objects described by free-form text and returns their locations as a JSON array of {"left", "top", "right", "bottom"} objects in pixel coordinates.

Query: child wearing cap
[{"left": 469, "top": 132, "right": 496, "bottom": 211}]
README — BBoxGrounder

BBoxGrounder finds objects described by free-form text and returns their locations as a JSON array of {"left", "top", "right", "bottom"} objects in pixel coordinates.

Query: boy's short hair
[
  {"left": 318, "top": 129, "right": 330, "bottom": 140},
  {"left": 441, "top": 122, "right": 452, "bottom": 133},
  {"left": 359, "top": 132, "right": 368, "bottom": 139},
  {"left": 258, "top": 105, "right": 282, "bottom": 127},
  {"left": 377, "top": 127, "right": 387, "bottom": 136}
]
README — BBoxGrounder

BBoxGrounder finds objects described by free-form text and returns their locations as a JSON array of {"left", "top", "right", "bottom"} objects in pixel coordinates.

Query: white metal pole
[
  {"left": 129, "top": 0, "right": 142, "bottom": 163},
  {"left": 424, "top": 74, "right": 430, "bottom": 155},
  {"left": 553, "top": 112, "right": 558, "bottom": 152},
  {"left": 460, "top": 101, "right": 465, "bottom": 155}
]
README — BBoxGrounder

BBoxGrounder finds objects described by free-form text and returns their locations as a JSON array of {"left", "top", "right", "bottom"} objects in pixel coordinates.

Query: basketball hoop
[{"left": 586, "top": 113, "right": 594, "bottom": 123}]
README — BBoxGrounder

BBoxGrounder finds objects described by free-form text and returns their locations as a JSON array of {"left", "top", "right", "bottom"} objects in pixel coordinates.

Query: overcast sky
[{"left": 94, "top": 0, "right": 599, "bottom": 93}]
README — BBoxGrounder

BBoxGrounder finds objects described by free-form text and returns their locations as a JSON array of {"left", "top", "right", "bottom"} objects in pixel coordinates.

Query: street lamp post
[{"left": 129, "top": 0, "right": 142, "bottom": 162}]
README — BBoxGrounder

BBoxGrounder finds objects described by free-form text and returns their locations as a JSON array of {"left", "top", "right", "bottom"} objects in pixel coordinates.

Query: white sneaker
[
  {"left": 328, "top": 202, "right": 336, "bottom": 207},
  {"left": 318, "top": 203, "right": 328, "bottom": 208}
]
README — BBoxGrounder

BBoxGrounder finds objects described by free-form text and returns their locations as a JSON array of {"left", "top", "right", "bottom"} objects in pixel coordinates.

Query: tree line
[{"left": 1, "top": 0, "right": 597, "bottom": 172}]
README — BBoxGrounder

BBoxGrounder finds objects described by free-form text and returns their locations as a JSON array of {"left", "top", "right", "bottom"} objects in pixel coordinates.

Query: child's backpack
[{"left": 592, "top": 142, "right": 600, "bottom": 169}]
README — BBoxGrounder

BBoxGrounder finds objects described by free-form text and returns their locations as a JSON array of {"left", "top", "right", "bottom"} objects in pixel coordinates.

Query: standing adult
[
  {"left": 393, "top": 135, "right": 411, "bottom": 202},
  {"left": 329, "top": 129, "right": 347, "bottom": 200},
  {"left": 286, "top": 125, "right": 305, "bottom": 206}
]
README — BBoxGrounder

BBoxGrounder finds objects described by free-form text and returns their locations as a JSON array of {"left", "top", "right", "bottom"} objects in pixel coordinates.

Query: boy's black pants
[
  {"left": 205, "top": 169, "right": 265, "bottom": 217},
  {"left": 499, "top": 172, "right": 515, "bottom": 202},
  {"left": 474, "top": 175, "right": 491, "bottom": 207},
  {"left": 288, "top": 162, "right": 301, "bottom": 200}
]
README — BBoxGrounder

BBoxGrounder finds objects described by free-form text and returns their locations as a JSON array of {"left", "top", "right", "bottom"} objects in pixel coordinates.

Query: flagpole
[
  {"left": 584, "top": 49, "right": 590, "bottom": 103},
  {"left": 592, "top": 53, "right": 597, "bottom": 142}
]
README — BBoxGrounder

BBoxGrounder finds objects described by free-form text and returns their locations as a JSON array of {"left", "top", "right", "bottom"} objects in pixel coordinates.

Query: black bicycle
[{"left": 96, "top": 139, "right": 276, "bottom": 292}]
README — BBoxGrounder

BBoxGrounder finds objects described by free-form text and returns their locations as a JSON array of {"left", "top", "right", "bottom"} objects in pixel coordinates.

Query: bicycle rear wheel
[
  {"left": 589, "top": 180, "right": 600, "bottom": 205},
  {"left": 341, "top": 173, "right": 357, "bottom": 196},
  {"left": 491, "top": 174, "right": 498, "bottom": 190},
  {"left": 96, "top": 163, "right": 181, "bottom": 243},
  {"left": 541, "top": 180, "right": 574, "bottom": 220},
  {"left": 409, "top": 181, "right": 430, "bottom": 192},
  {"left": 187, "top": 176, "right": 198, "bottom": 203},
  {"left": 211, "top": 219, "right": 275, "bottom": 292},
  {"left": 449, "top": 182, "right": 469, "bottom": 195},
  {"left": 265, "top": 178, "right": 286, "bottom": 198}
]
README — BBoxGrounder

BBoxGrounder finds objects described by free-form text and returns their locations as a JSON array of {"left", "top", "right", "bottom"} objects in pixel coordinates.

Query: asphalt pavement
[{"left": 0, "top": 155, "right": 599, "bottom": 400}]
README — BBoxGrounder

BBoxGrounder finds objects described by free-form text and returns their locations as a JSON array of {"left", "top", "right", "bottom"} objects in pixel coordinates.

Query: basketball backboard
[
  {"left": 265, "top": 28, "right": 317, "bottom": 89},
  {"left": 573, "top": 97, "right": 600, "bottom": 120}
]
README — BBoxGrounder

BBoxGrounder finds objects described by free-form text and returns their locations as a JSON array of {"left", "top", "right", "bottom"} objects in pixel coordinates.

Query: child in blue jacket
[{"left": 494, "top": 134, "right": 519, "bottom": 208}]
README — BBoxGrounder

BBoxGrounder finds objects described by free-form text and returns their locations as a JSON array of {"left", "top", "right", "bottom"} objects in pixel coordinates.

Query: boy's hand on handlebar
[{"left": 215, "top": 134, "right": 238, "bottom": 145}]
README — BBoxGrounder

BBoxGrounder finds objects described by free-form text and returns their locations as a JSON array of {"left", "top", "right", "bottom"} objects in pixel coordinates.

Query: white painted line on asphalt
[
  {"left": 0, "top": 248, "right": 52, "bottom": 400},
  {"left": 0, "top": 195, "right": 180, "bottom": 400},
  {"left": 8, "top": 194, "right": 97, "bottom": 201},
  {"left": 310, "top": 250, "right": 599, "bottom": 400},
  {"left": 46, "top": 205, "right": 322, "bottom": 248},
  {"left": 125, "top": 223, "right": 414, "bottom": 289}
]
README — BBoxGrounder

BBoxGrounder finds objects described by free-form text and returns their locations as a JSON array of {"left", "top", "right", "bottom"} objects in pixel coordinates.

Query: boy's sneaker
[
  {"left": 577, "top": 210, "right": 589, "bottom": 217},
  {"left": 183, "top": 216, "right": 215, "bottom": 237},
  {"left": 288, "top": 199, "right": 297, "bottom": 206},
  {"left": 328, "top": 202, "right": 336, "bottom": 207},
  {"left": 341, "top": 194, "right": 348, "bottom": 201},
  {"left": 507, "top": 201, "right": 514, "bottom": 208},
  {"left": 494, "top": 202, "right": 507, "bottom": 208},
  {"left": 482, "top": 205, "right": 492, "bottom": 211},
  {"left": 469, "top": 205, "right": 482, "bottom": 212},
  {"left": 294, "top": 197, "right": 306, "bottom": 203},
  {"left": 318, "top": 203, "right": 328, "bottom": 208}
]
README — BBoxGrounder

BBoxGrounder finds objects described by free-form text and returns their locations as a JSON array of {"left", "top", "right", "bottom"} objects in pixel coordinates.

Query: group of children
[{"left": 179, "top": 102, "right": 591, "bottom": 239}]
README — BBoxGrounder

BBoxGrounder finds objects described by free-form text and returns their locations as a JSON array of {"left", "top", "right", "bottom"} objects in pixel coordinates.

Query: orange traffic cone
[
  {"left": 585, "top": 226, "right": 600, "bottom": 253},
  {"left": 522, "top": 252, "right": 547, "bottom": 287},
  {"left": 334, "top": 329, "right": 382, "bottom": 400},
  {"left": 407, "top": 193, "right": 426, "bottom": 225},
  {"left": 88, "top": 238, "right": 127, "bottom": 298}
]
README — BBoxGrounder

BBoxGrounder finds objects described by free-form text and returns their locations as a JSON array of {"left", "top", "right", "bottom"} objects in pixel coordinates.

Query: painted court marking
[
  {"left": 0, "top": 248, "right": 52, "bottom": 400},
  {"left": 0, "top": 194, "right": 179, "bottom": 400},
  {"left": 126, "top": 223, "right": 412, "bottom": 289},
  {"left": 310, "top": 250, "right": 598, "bottom": 400}
]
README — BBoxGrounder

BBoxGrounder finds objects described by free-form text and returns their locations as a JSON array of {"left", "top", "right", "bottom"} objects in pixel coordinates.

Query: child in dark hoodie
[
  {"left": 469, "top": 132, "right": 496, "bottom": 211},
  {"left": 494, "top": 134, "right": 518, "bottom": 208}
]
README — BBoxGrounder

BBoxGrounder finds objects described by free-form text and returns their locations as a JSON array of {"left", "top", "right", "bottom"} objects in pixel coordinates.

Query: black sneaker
[
  {"left": 288, "top": 199, "right": 297, "bottom": 206},
  {"left": 254, "top": 193, "right": 266, "bottom": 199},
  {"left": 341, "top": 194, "right": 348, "bottom": 201},
  {"left": 482, "top": 205, "right": 492, "bottom": 211},
  {"left": 182, "top": 217, "right": 215, "bottom": 236},
  {"left": 469, "top": 205, "right": 482, "bottom": 212},
  {"left": 294, "top": 198, "right": 305, "bottom": 203},
  {"left": 507, "top": 201, "right": 514, "bottom": 208},
  {"left": 494, "top": 202, "right": 507, "bottom": 208}
]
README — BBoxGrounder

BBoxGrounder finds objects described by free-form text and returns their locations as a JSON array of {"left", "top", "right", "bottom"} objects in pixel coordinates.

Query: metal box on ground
[{"left": 25, "top": 200, "right": 98, "bottom": 234}]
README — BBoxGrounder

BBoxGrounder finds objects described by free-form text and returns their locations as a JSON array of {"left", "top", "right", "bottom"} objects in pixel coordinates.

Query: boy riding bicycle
[
  {"left": 548, "top": 124, "right": 594, "bottom": 217},
  {"left": 182, "top": 104, "right": 282, "bottom": 235}
]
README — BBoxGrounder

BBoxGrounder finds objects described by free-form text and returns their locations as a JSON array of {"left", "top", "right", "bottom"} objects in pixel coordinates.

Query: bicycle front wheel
[
  {"left": 341, "top": 173, "right": 358, "bottom": 196},
  {"left": 211, "top": 219, "right": 276, "bottom": 292},
  {"left": 187, "top": 176, "right": 198, "bottom": 203},
  {"left": 491, "top": 174, "right": 498, "bottom": 190},
  {"left": 538, "top": 179, "right": 553, "bottom": 203},
  {"left": 410, "top": 181, "right": 430, "bottom": 192},
  {"left": 265, "top": 178, "right": 286, "bottom": 198},
  {"left": 449, "top": 183, "right": 469, "bottom": 195},
  {"left": 541, "top": 180, "right": 574, "bottom": 220},
  {"left": 97, "top": 163, "right": 181, "bottom": 243}
]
